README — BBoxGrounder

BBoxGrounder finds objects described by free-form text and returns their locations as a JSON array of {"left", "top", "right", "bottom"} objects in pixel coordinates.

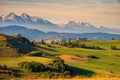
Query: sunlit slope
[{"left": 38, "top": 41, "right": 120, "bottom": 76}]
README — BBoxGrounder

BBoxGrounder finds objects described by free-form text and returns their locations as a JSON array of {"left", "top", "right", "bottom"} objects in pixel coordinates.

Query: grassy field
[
  {"left": 12, "top": 78, "right": 120, "bottom": 80},
  {"left": 0, "top": 56, "right": 52, "bottom": 67},
  {"left": 0, "top": 40, "right": 120, "bottom": 79},
  {"left": 80, "top": 40, "right": 120, "bottom": 49},
  {"left": 37, "top": 40, "right": 120, "bottom": 77}
]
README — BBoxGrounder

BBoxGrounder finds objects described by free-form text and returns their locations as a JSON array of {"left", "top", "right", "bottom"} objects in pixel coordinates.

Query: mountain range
[
  {"left": 0, "top": 25, "right": 120, "bottom": 41},
  {"left": 0, "top": 12, "right": 56, "bottom": 26},
  {"left": 0, "top": 12, "right": 120, "bottom": 34}
]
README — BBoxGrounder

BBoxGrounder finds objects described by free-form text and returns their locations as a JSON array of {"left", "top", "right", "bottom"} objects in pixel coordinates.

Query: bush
[
  {"left": 38, "top": 71, "right": 70, "bottom": 79},
  {"left": 46, "top": 44, "right": 52, "bottom": 47},
  {"left": 14, "top": 33, "right": 22, "bottom": 39},
  {"left": 39, "top": 71, "right": 53, "bottom": 79},
  {"left": 3, "top": 65, "right": 7, "bottom": 69},
  {"left": 11, "top": 71, "right": 20, "bottom": 77},
  {"left": 27, "top": 51, "right": 43, "bottom": 57},
  {"left": 46, "top": 57, "right": 67, "bottom": 72},
  {"left": 0, "top": 65, "right": 7, "bottom": 69},
  {"left": 19, "top": 61, "right": 45, "bottom": 72},
  {"left": 111, "top": 45, "right": 116, "bottom": 50}
]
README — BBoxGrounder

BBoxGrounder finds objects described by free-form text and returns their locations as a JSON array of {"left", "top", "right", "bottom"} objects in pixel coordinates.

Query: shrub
[
  {"left": 0, "top": 65, "right": 8, "bottom": 70},
  {"left": 0, "top": 65, "right": 2, "bottom": 69},
  {"left": 3, "top": 65, "right": 7, "bottom": 69},
  {"left": 46, "top": 57, "right": 67, "bottom": 72},
  {"left": 27, "top": 51, "right": 43, "bottom": 57},
  {"left": 46, "top": 44, "right": 52, "bottom": 47},
  {"left": 63, "top": 71, "right": 71, "bottom": 78},
  {"left": 39, "top": 71, "right": 53, "bottom": 79},
  {"left": 111, "top": 45, "right": 117, "bottom": 50},
  {"left": 38, "top": 71, "right": 70, "bottom": 79},
  {"left": 19, "top": 61, "right": 45, "bottom": 72},
  {"left": 14, "top": 33, "right": 22, "bottom": 39},
  {"left": 11, "top": 71, "right": 20, "bottom": 77}
]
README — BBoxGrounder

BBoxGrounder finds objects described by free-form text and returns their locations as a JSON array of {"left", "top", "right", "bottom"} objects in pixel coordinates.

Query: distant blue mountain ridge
[{"left": 0, "top": 25, "right": 120, "bottom": 41}]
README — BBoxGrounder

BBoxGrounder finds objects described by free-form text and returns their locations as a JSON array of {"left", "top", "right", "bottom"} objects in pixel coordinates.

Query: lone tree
[
  {"left": 61, "top": 38, "right": 67, "bottom": 46},
  {"left": 78, "top": 37, "right": 82, "bottom": 40},
  {"left": 41, "top": 39, "right": 45, "bottom": 44},
  {"left": 46, "top": 57, "right": 67, "bottom": 72},
  {"left": 15, "top": 33, "right": 22, "bottom": 38},
  {"left": 68, "top": 38, "right": 72, "bottom": 45},
  {"left": 111, "top": 45, "right": 116, "bottom": 50},
  {"left": 112, "top": 38, "right": 115, "bottom": 40}
]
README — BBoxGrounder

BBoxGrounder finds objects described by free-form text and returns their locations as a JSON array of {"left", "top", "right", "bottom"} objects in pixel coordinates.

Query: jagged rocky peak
[
  {"left": 68, "top": 20, "right": 75, "bottom": 23},
  {"left": 2, "top": 12, "right": 17, "bottom": 20},
  {"left": 21, "top": 13, "right": 30, "bottom": 19},
  {"left": 32, "top": 16, "right": 49, "bottom": 24},
  {"left": 32, "top": 16, "right": 43, "bottom": 22},
  {"left": 6, "top": 12, "right": 16, "bottom": 17},
  {"left": 80, "top": 22, "right": 93, "bottom": 26},
  {"left": 66, "top": 21, "right": 79, "bottom": 26}
]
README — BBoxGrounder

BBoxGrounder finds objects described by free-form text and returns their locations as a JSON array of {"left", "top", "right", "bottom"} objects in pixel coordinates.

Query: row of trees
[
  {"left": 39, "top": 38, "right": 120, "bottom": 50},
  {"left": 39, "top": 37, "right": 88, "bottom": 44},
  {"left": 49, "top": 38, "right": 103, "bottom": 50}
]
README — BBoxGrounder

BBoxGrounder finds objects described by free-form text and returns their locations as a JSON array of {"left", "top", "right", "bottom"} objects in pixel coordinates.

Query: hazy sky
[{"left": 0, "top": 0, "right": 120, "bottom": 28}]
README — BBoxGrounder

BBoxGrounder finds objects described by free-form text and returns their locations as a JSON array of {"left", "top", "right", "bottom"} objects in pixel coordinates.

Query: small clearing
[{"left": 58, "top": 55, "right": 88, "bottom": 63}]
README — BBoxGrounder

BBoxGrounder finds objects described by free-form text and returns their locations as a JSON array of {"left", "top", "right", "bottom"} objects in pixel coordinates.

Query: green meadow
[
  {"left": 0, "top": 56, "right": 52, "bottom": 67},
  {"left": 0, "top": 40, "right": 120, "bottom": 78},
  {"left": 37, "top": 40, "right": 120, "bottom": 76}
]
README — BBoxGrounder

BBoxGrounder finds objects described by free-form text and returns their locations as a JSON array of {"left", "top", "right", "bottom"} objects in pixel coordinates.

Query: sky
[{"left": 0, "top": 0, "right": 120, "bottom": 28}]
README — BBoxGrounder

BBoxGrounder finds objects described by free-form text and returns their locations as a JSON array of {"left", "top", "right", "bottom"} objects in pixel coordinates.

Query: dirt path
[{"left": 58, "top": 55, "right": 88, "bottom": 63}]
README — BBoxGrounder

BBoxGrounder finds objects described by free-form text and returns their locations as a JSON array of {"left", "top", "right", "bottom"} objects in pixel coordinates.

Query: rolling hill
[
  {"left": 0, "top": 33, "right": 120, "bottom": 79},
  {"left": 36, "top": 41, "right": 120, "bottom": 77},
  {"left": 0, "top": 25, "right": 44, "bottom": 40},
  {"left": 0, "top": 34, "right": 35, "bottom": 57}
]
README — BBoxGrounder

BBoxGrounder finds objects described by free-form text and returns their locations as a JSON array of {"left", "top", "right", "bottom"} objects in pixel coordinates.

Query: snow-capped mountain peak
[
  {"left": 0, "top": 12, "right": 120, "bottom": 34},
  {"left": 80, "top": 22, "right": 94, "bottom": 27},
  {"left": 21, "top": 13, "right": 30, "bottom": 19},
  {"left": 0, "top": 12, "right": 55, "bottom": 26},
  {"left": 2, "top": 12, "right": 17, "bottom": 21},
  {"left": 32, "top": 16, "right": 43, "bottom": 22},
  {"left": 31, "top": 16, "right": 52, "bottom": 24},
  {"left": 65, "top": 21, "right": 94, "bottom": 28},
  {"left": 66, "top": 21, "right": 79, "bottom": 26},
  {"left": 6, "top": 12, "right": 16, "bottom": 17}
]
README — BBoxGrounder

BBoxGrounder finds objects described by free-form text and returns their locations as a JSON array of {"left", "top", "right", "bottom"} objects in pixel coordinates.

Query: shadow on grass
[
  {"left": 37, "top": 46, "right": 57, "bottom": 52},
  {"left": 68, "top": 65, "right": 95, "bottom": 77}
]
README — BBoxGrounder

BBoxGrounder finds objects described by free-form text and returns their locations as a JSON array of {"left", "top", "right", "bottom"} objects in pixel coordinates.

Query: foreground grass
[
  {"left": 0, "top": 56, "right": 52, "bottom": 67},
  {"left": 12, "top": 78, "right": 120, "bottom": 80}
]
